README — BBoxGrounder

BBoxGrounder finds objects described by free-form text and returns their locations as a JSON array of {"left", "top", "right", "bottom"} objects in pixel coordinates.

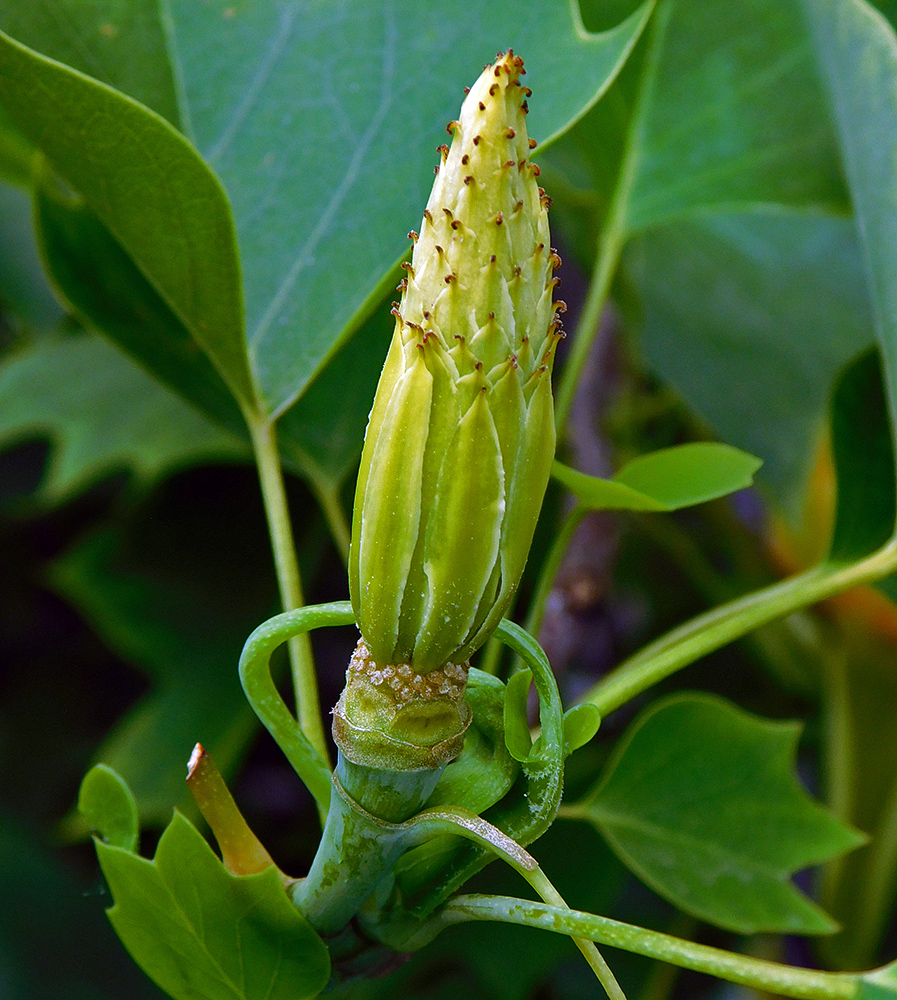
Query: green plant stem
[
  {"left": 580, "top": 539, "right": 897, "bottom": 717},
  {"left": 552, "top": 0, "right": 665, "bottom": 435},
  {"left": 433, "top": 895, "right": 859, "bottom": 1000},
  {"left": 247, "top": 413, "right": 330, "bottom": 769},
  {"left": 239, "top": 603, "right": 354, "bottom": 819},
  {"left": 366, "top": 801, "right": 625, "bottom": 998},
  {"left": 524, "top": 502, "right": 589, "bottom": 636},
  {"left": 525, "top": 868, "right": 627, "bottom": 1000},
  {"left": 310, "top": 478, "right": 351, "bottom": 564},
  {"left": 553, "top": 181, "right": 626, "bottom": 434}
]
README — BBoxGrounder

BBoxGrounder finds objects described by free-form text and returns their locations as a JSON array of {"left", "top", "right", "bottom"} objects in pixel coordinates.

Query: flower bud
[{"left": 346, "top": 50, "right": 562, "bottom": 719}]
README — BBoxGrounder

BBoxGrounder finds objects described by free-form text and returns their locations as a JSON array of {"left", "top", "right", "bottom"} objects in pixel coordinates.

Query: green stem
[
  {"left": 239, "top": 601, "right": 355, "bottom": 821},
  {"left": 552, "top": 0, "right": 668, "bottom": 435},
  {"left": 524, "top": 502, "right": 589, "bottom": 637},
  {"left": 553, "top": 176, "right": 627, "bottom": 435},
  {"left": 310, "top": 478, "right": 351, "bottom": 564},
  {"left": 526, "top": 868, "right": 627, "bottom": 1000},
  {"left": 432, "top": 895, "right": 859, "bottom": 1000},
  {"left": 366, "top": 803, "right": 625, "bottom": 998},
  {"left": 247, "top": 414, "right": 329, "bottom": 768},
  {"left": 580, "top": 539, "right": 897, "bottom": 717}
]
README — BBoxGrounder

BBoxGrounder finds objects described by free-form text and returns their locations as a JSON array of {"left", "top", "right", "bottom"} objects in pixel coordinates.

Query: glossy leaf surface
[
  {"left": 553, "top": 443, "right": 760, "bottom": 512},
  {"left": 0, "top": 29, "right": 254, "bottom": 406},
  {"left": 576, "top": 694, "right": 864, "bottom": 934},
  {"left": 97, "top": 810, "right": 330, "bottom": 1000},
  {"left": 0, "top": 335, "right": 246, "bottom": 503}
]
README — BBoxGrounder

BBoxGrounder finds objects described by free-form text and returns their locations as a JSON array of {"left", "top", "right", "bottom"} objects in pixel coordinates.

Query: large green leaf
[
  {"left": 803, "top": 0, "right": 897, "bottom": 469},
  {"left": 96, "top": 808, "right": 330, "bottom": 1000},
  {"left": 626, "top": 212, "right": 874, "bottom": 502},
  {"left": 163, "top": 0, "right": 653, "bottom": 417},
  {"left": 0, "top": 0, "right": 180, "bottom": 125},
  {"left": 540, "top": 0, "right": 871, "bottom": 507},
  {"left": 36, "top": 179, "right": 383, "bottom": 494},
  {"left": 0, "top": 2, "right": 651, "bottom": 422},
  {"left": 572, "top": 693, "right": 864, "bottom": 934},
  {"left": 552, "top": 442, "right": 761, "bottom": 512},
  {"left": 621, "top": 0, "right": 844, "bottom": 230},
  {"left": 0, "top": 334, "right": 246, "bottom": 503},
  {"left": 0, "top": 28, "right": 255, "bottom": 407}
]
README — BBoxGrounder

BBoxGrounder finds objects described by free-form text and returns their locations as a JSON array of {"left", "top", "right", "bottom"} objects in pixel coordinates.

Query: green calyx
[
  {"left": 332, "top": 639, "right": 472, "bottom": 770},
  {"left": 349, "top": 49, "right": 562, "bottom": 680}
]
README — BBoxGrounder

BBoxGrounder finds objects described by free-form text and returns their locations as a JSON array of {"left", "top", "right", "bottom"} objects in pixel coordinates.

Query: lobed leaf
[
  {"left": 541, "top": 0, "right": 872, "bottom": 508},
  {"left": 553, "top": 442, "right": 761, "bottom": 512},
  {"left": 0, "top": 28, "right": 254, "bottom": 408},
  {"left": 802, "top": 0, "right": 897, "bottom": 466},
  {"left": 626, "top": 212, "right": 874, "bottom": 504},
  {"left": 574, "top": 693, "right": 865, "bottom": 935},
  {"left": 96, "top": 810, "right": 330, "bottom": 1000},
  {"left": 0, "top": 334, "right": 246, "bottom": 504},
  {"left": 162, "top": 0, "right": 653, "bottom": 417}
]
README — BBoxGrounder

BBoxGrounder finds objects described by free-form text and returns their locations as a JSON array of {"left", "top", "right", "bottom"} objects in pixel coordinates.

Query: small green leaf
[
  {"left": 563, "top": 704, "right": 601, "bottom": 757},
  {"left": 0, "top": 28, "right": 254, "bottom": 408},
  {"left": 78, "top": 764, "right": 138, "bottom": 851},
  {"left": 828, "top": 348, "right": 896, "bottom": 562},
  {"left": 553, "top": 443, "right": 761, "bottom": 512},
  {"left": 575, "top": 693, "right": 865, "bottom": 934},
  {"left": 0, "top": 334, "right": 246, "bottom": 504},
  {"left": 503, "top": 669, "right": 534, "bottom": 763},
  {"left": 96, "top": 811, "right": 330, "bottom": 1000}
]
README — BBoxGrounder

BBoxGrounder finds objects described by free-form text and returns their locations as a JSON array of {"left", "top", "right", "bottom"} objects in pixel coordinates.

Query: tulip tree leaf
[
  {"left": 573, "top": 693, "right": 865, "bottom": 934},
  {"left": 541, "top": 0, "right": 871, "bottom": 508},
  {"left": 78, "top": 764, "right": 139, "bottom": 852},
  {"left": 0, "top": 0, "right": 180, "bottom": 125},
  {"left": 95, "top": 809, "right": 330, "bottom": 1000},
  {"left": 626, "top": 212, "right": 874, "bottom": 504},
  {"left": 162, "top": 0, "right": 653, "bottom": 417},
  {"left": 0, "top": 28, "right": 255, "bottom": 409},
  {"left": 552, "top": 443, "right": 761, "bottom": 512},
  {"left": 0, "top": 335, "right": 247, "bottom": 504},
  {"left": 803, "top": 0, "right": 897, "bottom": 465}
]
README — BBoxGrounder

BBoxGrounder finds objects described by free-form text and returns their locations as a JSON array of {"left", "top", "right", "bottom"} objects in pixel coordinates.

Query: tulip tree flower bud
[{"left": 336, "top": 50, "right": 564, "bottom": 770}]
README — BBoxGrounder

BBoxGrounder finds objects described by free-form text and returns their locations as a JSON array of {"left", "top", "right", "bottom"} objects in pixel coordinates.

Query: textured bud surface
[
  {"left": 349, "top": 50, "right": 563, "bottom": 679},
  {"left": 332, "top": 639, "right": 471, "bottom": 769}
]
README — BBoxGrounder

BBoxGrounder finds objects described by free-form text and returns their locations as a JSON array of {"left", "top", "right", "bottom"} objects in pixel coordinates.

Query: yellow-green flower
[{"left": 349, "top": 50, "right": 563, "bottom": 678}]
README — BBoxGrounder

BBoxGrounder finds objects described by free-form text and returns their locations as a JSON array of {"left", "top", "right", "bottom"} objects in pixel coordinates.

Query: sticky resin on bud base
[{"left": 341, "top": 49, "right": 563, "bottom": 773}]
